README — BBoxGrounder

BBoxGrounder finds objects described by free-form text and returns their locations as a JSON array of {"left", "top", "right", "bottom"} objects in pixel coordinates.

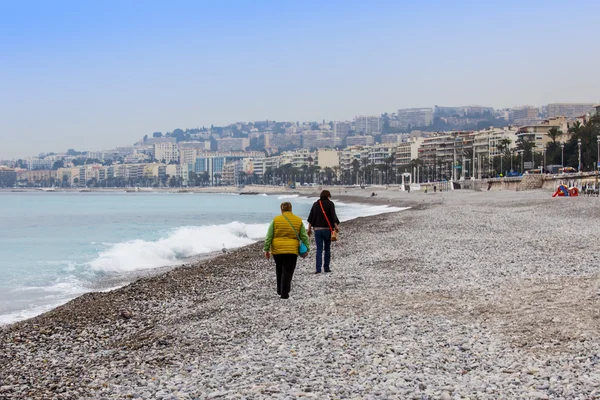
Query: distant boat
[{"left": 240, "top": 192, "right": 260, "bottom": 195}]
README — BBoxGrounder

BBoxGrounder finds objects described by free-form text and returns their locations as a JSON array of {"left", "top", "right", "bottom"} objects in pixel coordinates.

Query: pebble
[{"left": 1, "top": 191, "right": 599, "bottom": 398}]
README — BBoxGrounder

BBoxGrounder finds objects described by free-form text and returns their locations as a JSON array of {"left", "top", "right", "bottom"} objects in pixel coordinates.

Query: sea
[{"left": 0, "top": 191, "right": 404, "bottom": 325}]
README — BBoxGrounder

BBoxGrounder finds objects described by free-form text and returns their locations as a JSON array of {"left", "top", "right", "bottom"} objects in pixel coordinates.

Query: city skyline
[
  {"left": 1, "top": 100, "right": 597, "bottom": 160},
  {"left": 2, "top": 0, "right": 600, "bottom": 159}
]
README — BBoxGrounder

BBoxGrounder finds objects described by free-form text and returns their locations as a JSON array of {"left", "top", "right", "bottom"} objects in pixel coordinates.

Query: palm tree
[
  {"left": 516, "top": 137, "right": 535, "bottom": 161},
  {"left": 351, "top": 159, "right": 360, "bottom": 185},
  {"left": 568, "top": 121, "right": 583, "bottom": 139},
  {"left": 383, "top": 155, "right": 395, "bottom": 184},
  {"left": 545, "top": 127, "right": 563, "bottom": 166},
  {"left": 360, "top": 157, "right": 369, "bottom": 184},
  {"left": 497, "top": 138, "right": 512, "bottom": 176},
  {"left": 567, "top": 115, "right": 600, "bottom": 171},
  {"left": 547, "top": 127, "right": 563, "bottom": 144},
  {"left": 332, "top": 166, "right": 340, "bottom": 184}
]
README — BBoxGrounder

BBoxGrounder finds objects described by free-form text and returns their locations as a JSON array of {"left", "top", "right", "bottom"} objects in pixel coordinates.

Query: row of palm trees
[
  {"left": 495, "top": 115, "right": 600, "bottom": 175},
  {"left": 262, "top": 155, "right": 418, "bottom": 186},
  {"left": 544, "top": 115, "right": 600, "bottom": 171}
]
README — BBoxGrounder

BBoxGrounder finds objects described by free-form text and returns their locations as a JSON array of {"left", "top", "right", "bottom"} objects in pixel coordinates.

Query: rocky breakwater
[{"left": 1, "top": 190, "right": 600, "bottom": 399}]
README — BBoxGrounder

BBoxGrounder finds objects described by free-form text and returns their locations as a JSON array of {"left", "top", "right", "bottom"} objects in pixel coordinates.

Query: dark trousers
[
  {"left": 314, "top": 229, "right": 331, "bottom": 273},
  {"left": 273, "top": 254, "right": 298, "bottom": 299}
]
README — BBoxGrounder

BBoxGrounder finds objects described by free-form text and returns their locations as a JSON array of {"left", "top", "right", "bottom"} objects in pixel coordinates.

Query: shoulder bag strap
[
  {"left": 318, "top": 200, "right": 334, "bottom": 232},
  {"left": 282, "top": 214, "right": 301, "bottom": 241}
]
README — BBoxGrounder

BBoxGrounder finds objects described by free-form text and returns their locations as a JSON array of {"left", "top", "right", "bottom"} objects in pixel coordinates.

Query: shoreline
[
  {"left": 0, "top": 190, "right": 412, "bottom": 326},
  {"left": 3, "top": 189, "right": 598, "bottom": 399}
]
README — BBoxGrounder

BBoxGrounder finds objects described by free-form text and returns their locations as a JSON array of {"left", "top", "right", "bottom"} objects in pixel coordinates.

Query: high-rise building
[
  {"left": 510, "top": 106, "right": 539, "bottom": 125},
  {"left": 216, "top": 137, "right": 250, "bottom": 152},
  {"left": 354, "top": 116, "right": 381, "bottom": 135},
  {"left": 547, "top": 103, "right": 595, "bottom": 118},
  {"left": 154, "top": 142, "right": 180, "bottom": 164},
  {"left": 333, "top": 121, "right": 352, "bottom": 139},
  {"left": 396, "top": 108, "right": 434, "bottom": 129}
]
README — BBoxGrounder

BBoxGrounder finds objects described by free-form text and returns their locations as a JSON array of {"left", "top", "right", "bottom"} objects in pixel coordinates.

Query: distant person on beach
[
  {"left": 307, "top": 190, "right": 340, "bottom": 274},
  {"left": 264, "top": 202, "right": 310, "bottom": 299}
]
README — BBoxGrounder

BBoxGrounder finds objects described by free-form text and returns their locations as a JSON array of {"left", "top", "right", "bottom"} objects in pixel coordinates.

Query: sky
[{"left": 1, "top": 0, "right": 599, "bottom": 159}]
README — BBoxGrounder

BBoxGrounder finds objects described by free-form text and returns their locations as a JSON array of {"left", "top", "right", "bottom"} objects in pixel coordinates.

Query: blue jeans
[{"left": 314, "top": 229, "right": 331, "bottom": 272}]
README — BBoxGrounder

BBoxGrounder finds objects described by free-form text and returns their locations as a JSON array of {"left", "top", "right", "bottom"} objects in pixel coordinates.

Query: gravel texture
[{"left": 1, "top": 189, "right": 600, "bottom": 399}]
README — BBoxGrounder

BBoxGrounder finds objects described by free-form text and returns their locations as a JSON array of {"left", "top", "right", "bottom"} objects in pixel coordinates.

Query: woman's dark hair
[{"left": 320, "top": 190, "right": 331, "bottom": 199}]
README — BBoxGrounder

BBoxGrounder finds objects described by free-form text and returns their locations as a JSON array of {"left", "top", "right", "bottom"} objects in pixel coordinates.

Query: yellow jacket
[{"left": 264, "top": 212, "right": 310, "bottom": 255}]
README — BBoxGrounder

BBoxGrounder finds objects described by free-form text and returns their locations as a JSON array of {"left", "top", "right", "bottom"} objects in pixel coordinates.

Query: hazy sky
[{"left": 1, "top": 0, "right": 599, "bottom": 159}]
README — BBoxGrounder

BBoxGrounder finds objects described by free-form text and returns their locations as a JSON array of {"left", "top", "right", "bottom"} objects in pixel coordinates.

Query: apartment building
[
  {"left": 166, "top": 164, "right": 192, "bottom": 182},
  {"left": 381, "top": 134, "right": 402, "bottom": 144},
  {"left": 339, "top": 146, "right": 369, "bottom": 174},
  {"left": 418, "top": 132, "right": 477, "bottom": 180},
  {"left": 510, "top": 106, "right": 539, "bottom": 125},
  {"left": 220, "top": 160, "right": 249, "bottom": 185},
  {"left": 17, "top": 169, "right": 57, "bottom": 183},
  {"left": 354, "top": 116, "right": 381, "bottom": 134},
  {"left": 0, "top": 166, "right": 16, "bottom": 187},
  {"left": 86, "top": 152, "right": 105, "bottom": 160},
  {"left": 216, "top": 137, "right": 250, "bottom": 152},
  {"left": 396, "top": 108, "right": 434, "bottom": 129},
  {"left": 26, "top": 157, "right": 53, "bottom": 170},
  {"left": 368, "top": 144, "right": 396, "bottom": 166},
  {"left": 193, "top": 151, "right": 263, "bottom": 183},
  {"left": 516, "top": 125, "right": 554, "bottom": 150},
  {"left": 346, "top": 135, "right": 374, "bottom": 146},
  {"left": 547, "top": 103, "right": 595, "bottom": 118},
  {"left": 180, "top": 148, "right": 204, "bottom": 165},
  {"left": 220, "top": 162, "right": 236, "bottom": 185},
  {"left": 301, "top": 130, "right": 324, "bottom": 149},
  {"left": 333, "top": 121, "right": 352, "bottom": 140},
  {"left": 154, "top": 142, "right": 179, "bottom": 164},
  {"left": 249, "top": 156, "right": 281, "bottom": 179},
  {"left": 394, "top": 138, "right": 424, "bottom": 167},
  {"left": 315, "top": 149, "right": 340, "bottom": 169},
  {"left": 270, "top": 133, "right": 301, "bottom": 149},
  {"left": 124, "top": 151, "right": 151, "bottom": 164}
]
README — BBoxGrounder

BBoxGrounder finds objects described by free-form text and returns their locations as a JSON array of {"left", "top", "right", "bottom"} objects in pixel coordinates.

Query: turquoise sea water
[{"left": 0, "top": 191, "right": 403, "bottom": 324}]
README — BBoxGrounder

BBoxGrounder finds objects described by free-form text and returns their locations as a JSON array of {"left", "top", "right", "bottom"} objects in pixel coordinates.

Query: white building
[
  {"left": 396, "top": 108, "right": 434, "bottom": 129},
  {"left": 354, "top": 116, "right": 381, "bottom": 135},
  {"left": 154, "top": 142, "right": 179, "bottom": 164},
  {"left": 26, "top": 157, "right": 53, "bottom": 170},
  {"left": 315, "top": 149, "right": 340, "bottom": 169},
  {"left": 547, "top": 103, "right": 595, "bottom": 118},
  {"left": 216, "top": 137, "right": 250, "bottom": 152}
]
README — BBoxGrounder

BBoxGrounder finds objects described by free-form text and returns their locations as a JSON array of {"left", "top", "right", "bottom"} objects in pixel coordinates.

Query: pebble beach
[{"left": 1, "top": 188, "right": 600, "bottom": 399}]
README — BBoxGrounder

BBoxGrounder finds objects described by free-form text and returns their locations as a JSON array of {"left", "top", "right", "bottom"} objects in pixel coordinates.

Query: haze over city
[{"left": 1, "top": 0, "right": 599, "bottom": 159}]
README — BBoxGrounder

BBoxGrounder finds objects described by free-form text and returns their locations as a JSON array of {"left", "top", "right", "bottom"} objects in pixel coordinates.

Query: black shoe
[
  {"left": 324, "top": 270, "right": 331, "bottom": 273},
  {"left": 314, "top": 271, "right": 321, "bottom": 274}
]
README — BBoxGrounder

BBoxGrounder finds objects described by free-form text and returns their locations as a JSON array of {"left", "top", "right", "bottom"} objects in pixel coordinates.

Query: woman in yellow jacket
[{"left": 264, "top": 202, "right": 310, "bottom": 299}]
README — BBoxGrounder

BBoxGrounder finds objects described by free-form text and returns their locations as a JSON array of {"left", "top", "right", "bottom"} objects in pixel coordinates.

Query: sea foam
[{"left": 89, "top": 221, "right": 268, "bottom": 272}]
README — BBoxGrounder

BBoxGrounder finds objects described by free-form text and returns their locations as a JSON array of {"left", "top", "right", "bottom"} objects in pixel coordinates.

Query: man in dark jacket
[{"left": 307, "top": 190, "right": 340, "bottom": 273}]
